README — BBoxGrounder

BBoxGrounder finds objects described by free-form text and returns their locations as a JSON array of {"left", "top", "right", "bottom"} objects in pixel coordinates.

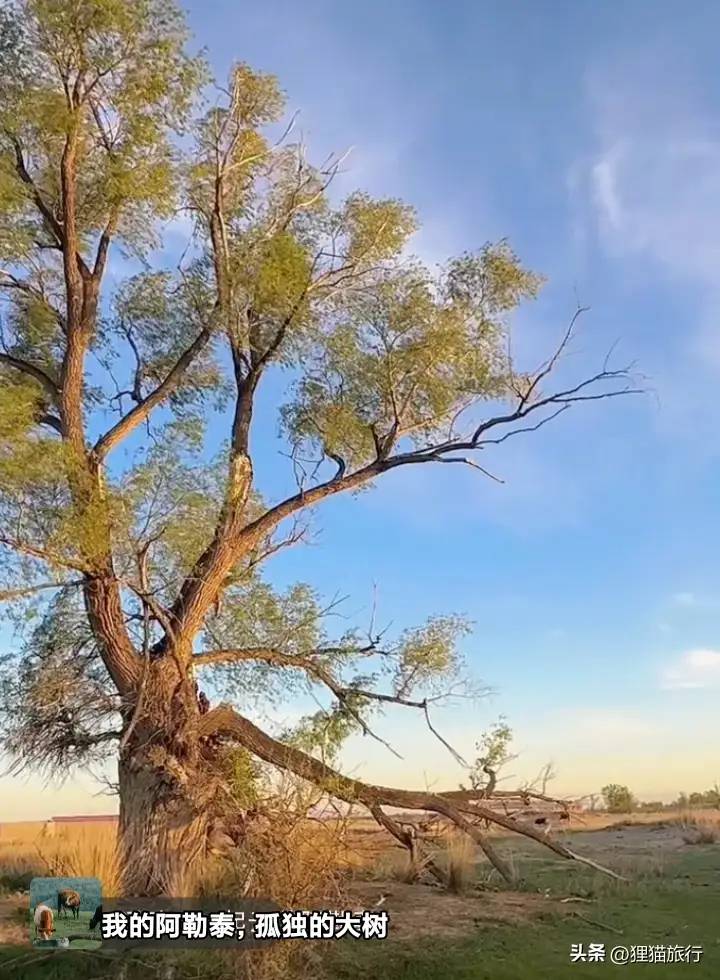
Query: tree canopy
[{"left": 0, "top": 0, "right": 637, "bottom": 894}]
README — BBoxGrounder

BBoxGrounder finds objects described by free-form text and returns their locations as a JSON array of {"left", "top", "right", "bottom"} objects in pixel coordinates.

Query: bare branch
[
  {"left": 0, "top": 536, "right": 92, "bottom": 573},
  {"left": 369, "top": 803, "right": 446, "bottom": 885},
  {"left": 92, "top": 322, "right": 215, "bottom": 460},
  {"left": 0, "top": 579, "right": 83, "bottom": 602},
  {"left": 201, "top": 705, "right": 627, "bottom": 882},
  {"left": 6, "top": 134, "right": 65, "bottom": 248},
  {"left": 0, "top": 352, "right": 60, "bottom": 400}
]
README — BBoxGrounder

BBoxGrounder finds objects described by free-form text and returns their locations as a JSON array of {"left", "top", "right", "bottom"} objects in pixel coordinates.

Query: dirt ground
[
  {"left": 565, "top": 823, "right": 691, "bottom": 854},
  {"left": 343, "top": 820, "right": 718, "bottom": 942},
  {"left": 1, "top": 819, "right": 717, "bottom": 951},
  {"left": 347, "top": 879, "right": 560, "bottom": 940}
]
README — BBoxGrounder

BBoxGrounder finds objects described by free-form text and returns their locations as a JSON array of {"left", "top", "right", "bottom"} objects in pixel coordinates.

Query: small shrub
[{"left": 682, "top": 826, "right": 718, "bottom": 845}]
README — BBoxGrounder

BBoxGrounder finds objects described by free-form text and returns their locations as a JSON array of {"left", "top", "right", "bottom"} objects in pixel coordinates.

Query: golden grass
[
  {"left": 1, "top": 806, "right": 718, "bottom": 897},
  {"left": 577, "top": 808, "right": 720, "bottom": 831},
  {"left": 0, "top": 820, "right": 120, "bottom": 894},
  {"left": 443, "top": 831, "right": 477, "bottom": 894}
]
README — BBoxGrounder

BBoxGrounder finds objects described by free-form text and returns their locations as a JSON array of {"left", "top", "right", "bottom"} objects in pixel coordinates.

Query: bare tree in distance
[{"left": 0, "top": 0, "right": 640, "bottom": 895}]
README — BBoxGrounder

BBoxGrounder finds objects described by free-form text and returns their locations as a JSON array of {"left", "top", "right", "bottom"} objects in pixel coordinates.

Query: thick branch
[
  {"left": 194, "top": 645, "right": 405, "bottom": 757},
  {"left": 194, "top": 645, "right": 440, "bottom": 715},
  {"left": 168, "top": 328, "right": 639, "bottom": 652},
  {"left": 92, "top": 210, "right": 119, "bottom": 281},
  {"left": 7, "top": 134, "right": 65, "bottom": 247},
  {"left": 0, "top": 353, "right": 59, "bottom": 400},
  {"left": 201, "top": 705, "right": 627, "bottom": 881},
  {"left": 92, "top": 323, "right": 215, "bottom": 460},
  {"left": 369, "top": 803, "right": 447, "bottom": 885}
]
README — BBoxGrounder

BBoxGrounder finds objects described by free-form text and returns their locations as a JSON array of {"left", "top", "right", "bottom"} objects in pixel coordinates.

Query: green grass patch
[{"left": 328, "top": 846, "right": 720, "bottom": 980}]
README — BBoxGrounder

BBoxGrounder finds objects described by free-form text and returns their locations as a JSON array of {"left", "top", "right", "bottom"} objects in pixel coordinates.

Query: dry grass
[
  {"left": 676, "top": 815, "right": 720, "bottom": 845},
  {"left": 0, "top": 821, "right": 120, "bottom": 895},
  {"left": 583, "top": 808, "right": 720, "bottom": 831},
  {"left": 442, "top": 832, "right": 477, "bottom": 894}
]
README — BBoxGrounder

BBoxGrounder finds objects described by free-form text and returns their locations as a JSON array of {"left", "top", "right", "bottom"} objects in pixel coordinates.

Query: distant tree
[
  {"left": 0, "top": 0, "right": 638, "bottom": 896},
  {"left": 602, "top": 784, "right": 636, "bottom": 814},
  {"left": 637, "top": 800, "right": 664, "bottom": 812}
]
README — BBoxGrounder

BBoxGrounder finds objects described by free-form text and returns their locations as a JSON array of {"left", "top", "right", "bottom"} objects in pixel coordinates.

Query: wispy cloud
[
  {"left": 669, "top": 591, "right": 720, "bottom": 611},
  {"left": 582, "top": 44, "right": 720, "bottom": 294},
  {"left": 572, "top": 44, "right": 720, "bottom": 447},
  {"left": 661, "top": 649, "right": 720, "bottom": 690}
]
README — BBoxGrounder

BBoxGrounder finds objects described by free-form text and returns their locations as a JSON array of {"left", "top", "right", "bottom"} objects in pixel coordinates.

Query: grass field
[
  {"left": 1, "top": 811, "right": 718, "bottom": 977},
  {"left": 331, "top": 838, "right": 720, "bottom": 979}
]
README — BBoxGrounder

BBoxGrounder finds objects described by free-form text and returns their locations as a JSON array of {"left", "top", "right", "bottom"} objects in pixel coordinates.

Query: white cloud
[
  {"left": 590, "top": 149, "right": 625, "bottom": 232},
  {"left": 588, "top": 134, "right": 720, "bottom": 292},
  {"left": 671, "top": 592, "right": 698, "bottom": 607},
  {"left": 572, "top": 45, "right": 720, "bottom": 447},
  {"left": 661, "top": 649, "right": 720, "bottom": 690},
  {"left": 582, "top": 46, "right": 720, "bottom": 289}
]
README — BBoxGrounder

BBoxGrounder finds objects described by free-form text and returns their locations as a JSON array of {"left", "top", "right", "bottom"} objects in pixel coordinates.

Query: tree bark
[
  {"left": 116, "top": 666, "right": 221, "bottom": 896},
  {"left": 117, "top": 753, "right": 213, "bottom": 897}
]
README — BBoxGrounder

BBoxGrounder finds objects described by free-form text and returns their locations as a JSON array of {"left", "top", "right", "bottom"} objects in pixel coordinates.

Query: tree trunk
[
  {"left": 117, "top": 755, "right": 213, "bottom": 897},
  {"left": 117, "top": 666, "right": 222, "bottom": 897}
]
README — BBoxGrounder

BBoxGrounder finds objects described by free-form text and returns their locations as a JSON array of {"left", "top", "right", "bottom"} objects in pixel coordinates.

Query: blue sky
[{"left": 4, "top": 0, "right": 720, "bottom": 818}]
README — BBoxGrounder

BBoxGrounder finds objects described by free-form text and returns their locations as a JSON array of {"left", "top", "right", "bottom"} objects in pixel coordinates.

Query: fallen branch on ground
[
  {"left": 572, "top": 912, "right": 624, "bottom": 935},
  {"left": 200, "top": 704, "right": 629, "bottom": 885}
]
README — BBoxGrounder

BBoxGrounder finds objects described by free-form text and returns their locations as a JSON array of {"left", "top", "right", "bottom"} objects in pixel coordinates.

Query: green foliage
[
  {"left": 110, "top": 268, "right": 226, "bottom": 410},
  {"left": 392, "top": 614, "right": 470, "bottom": 695},
  {"left": 281, "top": 249, "right": 539, "bottom": 469},
  {"left": 0, "top": 0, "right": 549, "bottom": 786},
  {"left": 283, "top": 702, "right": 362, "bottom": 765},
  {"left": 117, "top": 420, "right": 230, "bottom": 591},
  {"left": 676, "top": 788, "right": 720, "bottom": 809},
  {"left": 221, "top": 745, "right": 261, "bottom": 809},
  {"left": 251, "top": 231, "right": 313, "bottom": 322},
  {"left": 0, "top": 589, "right": 119, "bottom": 774},
  {"left": 638, "top": 800, "right": 665, "bottom": 812},
  {"left": 0, "top": 378, "right": 84, "bottom": 568},
  {"left": 341, "top": 191, "right": 417, "bottom": 264},
  {"left": 602, "top": 783, "right": 637, "bottom": 814},
  {"left": 466, "top": 718, "right": 514, "bottom": 792},
  {"left": 0, "top": 0, "right": 205, "bottom": 252}
]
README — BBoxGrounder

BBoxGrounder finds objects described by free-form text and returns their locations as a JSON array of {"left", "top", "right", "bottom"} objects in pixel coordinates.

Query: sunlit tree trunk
[{"left": 116, "top": 668, "right": 216, "bottom": 897}]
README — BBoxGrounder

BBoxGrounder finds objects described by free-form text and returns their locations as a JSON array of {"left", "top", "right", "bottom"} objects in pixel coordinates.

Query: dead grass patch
[{"left": 347, "top": 879, "right": 559, "bottom": 941}]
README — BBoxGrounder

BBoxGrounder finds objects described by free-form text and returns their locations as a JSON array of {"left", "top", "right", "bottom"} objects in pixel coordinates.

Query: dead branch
[
  {"left": 369, "top": 803, "right": 446, "bottom": 885},
  {"left": 201, "top": 704, "right": 627, "bottom": 882},
  {"left": 573, "top": 912, "right": 624, "bottom": 935}
]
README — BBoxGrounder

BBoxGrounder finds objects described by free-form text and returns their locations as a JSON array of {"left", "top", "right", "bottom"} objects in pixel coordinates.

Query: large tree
[{"left": 0, "top": 0, "right": 636, "bottom": 896}]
